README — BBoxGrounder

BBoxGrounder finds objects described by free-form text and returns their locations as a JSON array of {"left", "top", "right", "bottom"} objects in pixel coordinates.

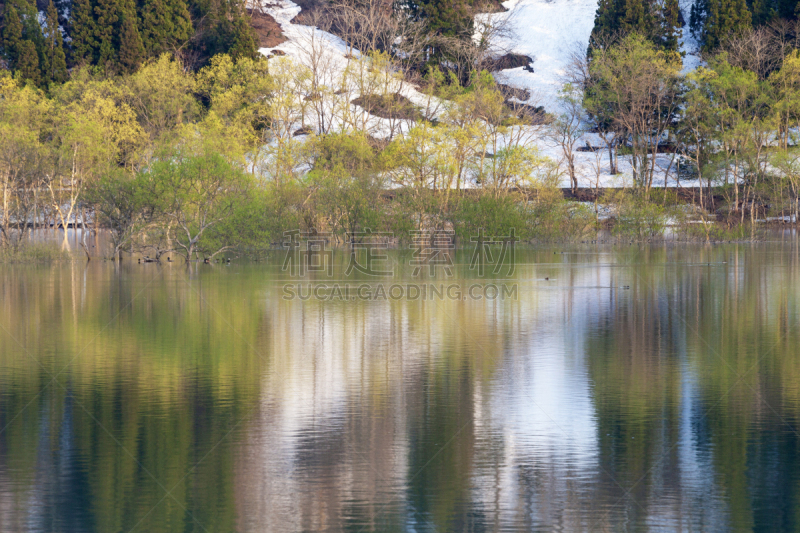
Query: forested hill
[
  {"left": 0, "top": 0, "right": 258, "bottom": 83},
  {"left": 3, "top": 0, "right": 800, "bottom": 87}
]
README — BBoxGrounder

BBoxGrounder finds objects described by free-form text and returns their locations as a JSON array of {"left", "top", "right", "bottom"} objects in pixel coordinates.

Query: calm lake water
[{"left": 1, "top": 238, "right": 800, "bottom": 532}]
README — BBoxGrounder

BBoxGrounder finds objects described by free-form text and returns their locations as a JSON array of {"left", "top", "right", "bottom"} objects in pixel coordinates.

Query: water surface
[{"left": 1, "top": 240, "right": 800, "bottom": 532}]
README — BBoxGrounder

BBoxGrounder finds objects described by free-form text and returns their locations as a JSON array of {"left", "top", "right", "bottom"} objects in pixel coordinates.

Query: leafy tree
[
  {"left": 85, "top": 169, "right": 151, "bottom": 259},
  {"left": 307, "top": 132, "right": 386, "bottom": 240},
  {"left": 769, "top": 49, "right": 800, "bottom": 149},
  {"left": 587, "top": 33, "right": 683, "bottom": 192},
  {"left": 49, "top": 74, "right": 146, "bottom": 241},
  {"left": 123, "top": 54, "right": 199, "bottom": 142},
  {"left": 548, "top": 83, "right": 586, "bottom": 193},
  {"left": 137, "top": 151, "right": 255, "bottom": 260},
  {"left": 0, "top": 77, "right": 51, "bottom": 248}
]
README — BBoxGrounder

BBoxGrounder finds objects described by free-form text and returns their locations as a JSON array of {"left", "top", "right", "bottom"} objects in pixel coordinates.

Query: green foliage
[
  {"left": 453, "top": 193, "right": 529, "bottom": 241},
  {"left": 118, "top": 4, "right": 145, "bottom": 73},
  {"left": 586, "top": 33, "right": 683, "bottom": 191},
  {"left": 54, "top": 0, "right": 256, "bottom": 75},
  {"left": 69, "top": 0, "right": 97, "bottom": 65},
  {"left": 606, "top": 189, "right": 670, "bottom": 239},
  {"left": 690, "top": 0, "right": 752, "bottom": 51},
  {"left": 139, "top": 0, "right": 193, "bottom": 57},
  {"left": 306, "top": 132, "right": 386, "bottom": 239},
  {"left": 401, "top": 0, "right": 476, "bottom": 37},
  {"left": 2, "top": 6, "right": 24, "bottom": 67},
  {"left": 137, "top": 151, "right": 258, "bottom": 259},
  {"left": 590, "top": 0, "right": 682, "bottom": 51},
  {"left": 15, "top": 40, "right": 40, "bottom": 86},
  {"left": 43, "top": 1, "right": 69, "bottom": 84},
  {"left": 0, "top": 242, "right": 74, "bottom": 262},
  {"left": 528, "top": 183, "right": 596, "bottom": 242}
]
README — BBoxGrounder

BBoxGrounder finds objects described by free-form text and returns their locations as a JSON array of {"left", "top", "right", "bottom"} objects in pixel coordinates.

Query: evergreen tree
[
  {"left": 227, "top": 17, "right": 257, "bottom": 60},
  {"left": 589, "top": 0, "right": 680, "bottom": 52},
  {"left": 140, "top": 0, "right": 192, "bottom": 57},
  {"left": 93, "top": 0, "right": 119, "bottom": 65},
  {"left": 691, "top": 0, "right": 751, "bottom": 51},
  {"left": 399, "top": 0, "right": 475, "bottom": 37},
  {"left": 43, "top": 0, "right": 68, "bottom": 83},
  {"left": 2, "top": 5, "right": 24, "bottom": 68},
  {"left": 16, "top": 39, "right": 41, "bottom": 84},
  {"left": 70, "top": 0, "right": 97, "bottom": 64},
  {"left": 661, "top": 0, "right": 681, "bottom": 51},
  {"left": 118, "top": 11, "right": 144, "bottom": 72}
]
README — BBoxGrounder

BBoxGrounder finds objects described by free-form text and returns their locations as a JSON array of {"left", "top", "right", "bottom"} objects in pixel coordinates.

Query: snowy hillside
[
  {"left": 484, "top": 0, "right": 703, "bottom": 110},
  {"left": 480, "top": 0, "right": 599, "bottom": 111},
  {"left": 258, "top": 0, "right": 703, "bottom": 188}
]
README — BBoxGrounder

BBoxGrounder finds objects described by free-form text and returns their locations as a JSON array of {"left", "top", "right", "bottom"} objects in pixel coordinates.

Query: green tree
[
  {"left": 123, "top": 53, "right": 199, "bottom": 142},
  {"left": 43, "top": 0, "right": 68, "bottom": 84},
  {"left": 117, "top": 8, "right": 145, "bottom": 73},
  {"left": 690, "top": 0, "right": 752, "bottom": 51},
  {"left": 15, "top": 40, "right": 41, "bottom": 85},
  {"left": 69, "top": 0, "right": 97, "bottom": 64},
  {"left": 138, "top": 151, "right": 255, "bottom": 260},
  {"left": 93, "top": 0, "right": 118, "bottom": 65},
  {"left": 2, "top": 5, "right": 23, "bottom": 68},
  {"left": 139, "top": 0, "right": 193, "bottom": 57},
  {"left": 590, "top": 0, "right": 681, "bottom": 51},
  {"left": 587, "top": 33, "right": 683, "bottom": 192}
]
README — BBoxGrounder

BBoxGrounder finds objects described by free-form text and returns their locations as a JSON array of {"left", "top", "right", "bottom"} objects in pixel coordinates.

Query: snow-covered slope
[
  {"left": 258, "top": 0, "right": 703, "bottom": 188},
  {"left": 480, "top": 0, "right": 599, "bottom": 111},
  {"left": 484, "top": 0, "right": 703, "bottom": 109}
]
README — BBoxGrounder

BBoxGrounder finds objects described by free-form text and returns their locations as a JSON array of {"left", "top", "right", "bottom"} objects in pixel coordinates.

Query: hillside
[{"left": 257, "top": 0, "right": 702, "bottom": 188}]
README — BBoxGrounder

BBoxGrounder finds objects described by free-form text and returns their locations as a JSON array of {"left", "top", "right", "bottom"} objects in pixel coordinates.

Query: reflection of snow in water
[
  {"left": 672, "top": 360, "right": 730, "bottom": 530},
  {"left": 237, "top": 253, "right": 742, "bottom": 529}
]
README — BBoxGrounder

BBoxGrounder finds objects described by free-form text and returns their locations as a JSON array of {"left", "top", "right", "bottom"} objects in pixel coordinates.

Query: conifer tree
[
  {"left": 70, "top": 0, "right": 97, "bottom": 64},
  {"left": 2, "top": 5, "right": 24, "bottom": 67},
  {"left": 93, "top": 0, "right": 118, "bottom": 65},
  {"left": 118, "top": 12, "right": 145, "bottom": 72},
  {"left": 140, "top": 0, "right": 192, "bottom": 57},
  {"left": 621, "top": 0, "right": 650, "bottom": 35},
  {"left": 589, "top": 0, "right": 679, "bottom": 52},
  {"left": 43, "top": 0, "right": 68, "bottom": 83},
  {"left": 661, "top": 0, "right": 681, "bottom": 51},
  {"left": 692, "top": 0, "right": 751, "bottom": 51},
  {"left": 16, "top": 39, "right": 41, "bottom": 84}
]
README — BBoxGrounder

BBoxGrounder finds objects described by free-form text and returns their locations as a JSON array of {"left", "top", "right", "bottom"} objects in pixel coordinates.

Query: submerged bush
[{"left": 0, "top": 243, "right": 75, "bottom": 263}]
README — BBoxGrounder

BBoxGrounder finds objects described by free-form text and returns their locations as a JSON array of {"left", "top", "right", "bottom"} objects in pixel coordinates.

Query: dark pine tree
[
  {"left": 589, "top": 0, "right": 680, "bottom": 51},
  {"left": 140, "top": 0, "right": 193, "bottom": 57},
  {"left": 589, "top": 0, "right": 680, "bottom": 53},
  {"left": 44, "top": 0, "right": 69, "bottom": 83},
  {"left": 116, "top": 0, "right": 144, "bottom": 72},
  {"left": 16, "top": 39, "right": 41, "bottom": 84},
  {"left": 661, "top": 0, "right": 681, "bottom": 51},
  {"left": 692, "top": 0, "right": 751, "bottom": 51},
  {"left": 93, "top": 0, "right": 119, "bottom": 65},
  {"left": 69, "top": 0, "right": 97, "bottom": 64},
  {"left": 2, "top": 5, "right": 24, "bottom": 68},
  {"left": 118, "top": 10, "right": 145, "bottom": 72}
]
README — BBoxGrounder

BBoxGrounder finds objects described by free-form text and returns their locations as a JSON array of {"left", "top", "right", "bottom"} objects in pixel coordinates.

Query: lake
[{"left": 1, "top": 238, "right": 799, "bottom": 532}]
